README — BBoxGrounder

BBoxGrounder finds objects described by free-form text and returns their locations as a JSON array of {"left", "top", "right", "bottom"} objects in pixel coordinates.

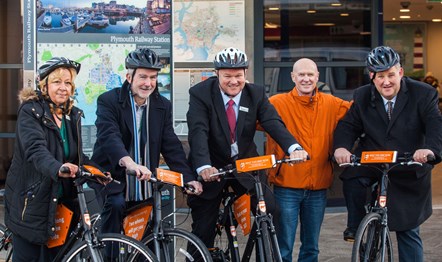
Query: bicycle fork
[
  {"left": 77, "top": 183, "right": 103, "bottom": 261},
  {"left": 151, "top": 185, "right": 164, "bottom": 261},
  {"left": 378, "top": 171, "right": 390, "bottom": 262},
  {"left": 241, "top": 181, "right": 282, "bottom": 262},
  {"left": 222, "top": 194, "right": 241, "bottom": 262}
]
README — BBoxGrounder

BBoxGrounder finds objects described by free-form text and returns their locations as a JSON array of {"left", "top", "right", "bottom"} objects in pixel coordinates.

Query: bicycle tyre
[
  {"left": 351, "top": 212, "right": 393, "bottom": 262},
  {"left": 258, "top": 220, "right": 281, "bottom": 262},
  {"left": 62, "top": 233, "right": 158, "bottom": 262},
  {"left": 0, "top": 224, "right": 13, "bottom": 262},
  {"left": 142, "top": 227, "right": 212, "bottom": 262}
]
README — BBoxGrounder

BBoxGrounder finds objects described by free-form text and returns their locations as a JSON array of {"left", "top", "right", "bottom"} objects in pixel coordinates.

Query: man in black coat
[
  {"left": 92, "top": 48, "right": 202, "bottom": 236},
  {"left": 333, "top": 46, "right": 442, "bottom": 262},
  {"left": 186, "top": 47, "right": 308, "bottom": 250}
]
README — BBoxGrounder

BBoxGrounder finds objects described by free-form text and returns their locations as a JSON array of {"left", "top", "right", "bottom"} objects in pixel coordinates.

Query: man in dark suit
[
  {"left": 186, "top": 47, "right": 308, "bottom": 250},
  {"left": 333, "top": 46, "right": 442, "bottom": 262},
  {"left": 92, "top": 48, "right": 202, "bottom": 236}
]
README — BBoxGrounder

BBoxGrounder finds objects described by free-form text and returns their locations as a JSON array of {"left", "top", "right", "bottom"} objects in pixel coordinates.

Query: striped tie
[{"left": 387, "top": 101, "right": 393, "bottom": 120}]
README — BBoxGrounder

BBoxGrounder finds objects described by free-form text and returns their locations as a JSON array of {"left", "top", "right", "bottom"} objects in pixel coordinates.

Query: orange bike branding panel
[
  {"left": 47, "top": 204, "right": 73, "bottom": 248},
  {"left": 123, "top": 204, "right": 152, "bottom": 241},
  {"left": 236, "top": 155, "right": 276, "bottom": 173},
  {"left": 156, "top": 168, "right": 184, "bottom": 187},
  {"left": 233, "top": 194, "right": 251, "bottom": 236},
  {"left": 83, "top": 164, "right": 106, "bottom": 177},
  {"left": 360, "top": 151, "right": 397, "bottom": 164}
]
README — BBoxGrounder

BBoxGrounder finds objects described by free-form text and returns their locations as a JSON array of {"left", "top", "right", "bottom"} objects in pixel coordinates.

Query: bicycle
[
  {"left": 0, "top": 223, "right": 13, "bottom": 261},
  {"left": 122, "top": 168, "right": 213, "bottom": 262},
  {"left": 51, "top": 165, "right": 158, "bottom": 262},
  {"left": 205, "top": 154, "right": 306, "bottom": 262},
  {"left": 339, "top": 151, "right": 433, "bottom": 262}
]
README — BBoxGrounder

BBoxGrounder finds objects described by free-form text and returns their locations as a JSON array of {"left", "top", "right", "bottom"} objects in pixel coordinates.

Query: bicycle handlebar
[
  {"left": 125, "top": 169, "right": 196, "bottom": 193},
  {"left": 338, "top": 154, "right": 435, "bottom": 167},
  {"left": 197, "top": 156, "right": 310, "bottom": 182},
  {"left": 59, "top": 166, "right": 121, "bottom": 184}
]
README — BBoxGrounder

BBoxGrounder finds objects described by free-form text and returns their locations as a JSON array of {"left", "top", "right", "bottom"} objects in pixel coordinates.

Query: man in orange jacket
[{"left": 266, "top": 58, "right": 351, "bottom": 262}]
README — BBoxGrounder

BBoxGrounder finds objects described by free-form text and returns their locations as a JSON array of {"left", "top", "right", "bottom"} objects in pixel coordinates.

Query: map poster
[
  {"left": 173, "top": 0, "right": 245, "bottom": 62},
  {"left": 24, "top": 0, "right": 172, "bottom": 155}
]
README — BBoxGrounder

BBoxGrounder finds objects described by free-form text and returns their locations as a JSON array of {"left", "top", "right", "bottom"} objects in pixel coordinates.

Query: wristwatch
[{"left": 294, "top": 146, "right": 304, "bottom": 151}]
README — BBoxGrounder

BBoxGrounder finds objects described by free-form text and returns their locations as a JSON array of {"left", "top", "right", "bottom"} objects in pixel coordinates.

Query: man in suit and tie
[
  {"left": 186, "top": 47, "right": 308, "bottom": 250},
  {"left": 333, "top": 46, "right": 442, "bottom": 262}
]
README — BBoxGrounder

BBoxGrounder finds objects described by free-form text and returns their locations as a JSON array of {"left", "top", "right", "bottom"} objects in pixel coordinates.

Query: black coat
[
  {"left": 186, "top": 76, "right": 298, "bottom": 200},
  {"left": 5, "top": 92, "right": 87, "bottom": 244},
  {"left": 91, "top": 81, "right": 194, "bottom": 195},
  {"left": 333, "top": 77, "right": 442, "bottom": 231}
]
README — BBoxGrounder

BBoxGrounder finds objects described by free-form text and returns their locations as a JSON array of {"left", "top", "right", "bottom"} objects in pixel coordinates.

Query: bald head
[
  {"left": 293, "top": 58, "right": 318, "bottom": 73},
  {"left": 291, "top": 58, "right": 319, "bottom": 96}
]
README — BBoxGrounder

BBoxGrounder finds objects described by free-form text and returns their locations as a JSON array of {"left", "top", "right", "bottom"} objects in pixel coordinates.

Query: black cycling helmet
[
  {"left": 38, "top": 57, "right": 81, "bottom": 81},
  {"left": 366, "top": 46, "right": 400, "bottom": 72},
  {"left": 214, "top": 47, "right": 249, "bottom": 69},
  {"left": 125, "top": 48, "right": 162, "bottom": 70}
]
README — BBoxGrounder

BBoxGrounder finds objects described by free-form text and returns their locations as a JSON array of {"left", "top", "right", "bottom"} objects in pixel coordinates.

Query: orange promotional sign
[
  {"left": 236, "top": 155, "right": 276, "bottom": 173},
  {"left": 123, "top": 204, "right": 152, "bottom": 241},
  {"left": 360, "top": 151, "right": 397, "bottom": 164},
  {"left": 156, "top": 168, "right": 184, "bottom": 187},
  {"left": 47, "top": 204, "right": 73, "bottom": 248},
  {"left": 233, "top": 194, "right": 251, "bottom": 236}
]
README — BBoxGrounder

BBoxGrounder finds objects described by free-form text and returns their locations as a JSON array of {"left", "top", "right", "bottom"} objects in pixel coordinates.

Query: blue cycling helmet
[
  {"left": 366, "top": 46, "right": 400, "bottom": 72},
  {"left": 214, "top": 47, "right": 249, "bottom": 69}
]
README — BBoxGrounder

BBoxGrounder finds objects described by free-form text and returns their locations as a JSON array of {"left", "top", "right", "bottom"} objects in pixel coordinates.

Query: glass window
[
  {"left": 263, "top": 0, "right": 372, "bottom": 101},
  {"left": 264, "top": 0, "right": 372, "bottom": 62}
]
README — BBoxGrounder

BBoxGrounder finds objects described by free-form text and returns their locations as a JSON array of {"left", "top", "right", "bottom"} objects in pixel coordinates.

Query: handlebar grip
[
  {"left": 427, "top": 154, "right": 436, "bottom": 162},
  {"left": 60, "top": 166, "right": 70, "bottom": 174},
  {"left": 184, "top": 184, "right": 196, "bottom": 193},
  {"left": 126, "top": 169, "right": 158, "bottom": 182},
  {"left": 126, "top": 169, "right": 137, "bottom": 177}
]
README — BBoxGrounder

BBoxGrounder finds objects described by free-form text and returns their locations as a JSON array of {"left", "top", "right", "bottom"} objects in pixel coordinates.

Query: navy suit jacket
[
  {"left": 92, "top": 81, "right": 194, "bottom": 194},
  {"left": 187, "top": 76, "right": 298, "bottom": 199}
]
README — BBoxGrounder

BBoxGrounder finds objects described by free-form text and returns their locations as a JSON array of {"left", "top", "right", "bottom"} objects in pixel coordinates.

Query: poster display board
[
  {"left": 24, "top": 0, "right": 172, "bottom": 155},
  {"left": 171, "top": 0, "right": 245, "bottom": 136}
]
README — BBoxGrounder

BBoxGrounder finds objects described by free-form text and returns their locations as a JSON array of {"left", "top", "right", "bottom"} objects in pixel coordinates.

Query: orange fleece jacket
[{"left": 266, "top": 88, "right": 352, "bottom": 190}]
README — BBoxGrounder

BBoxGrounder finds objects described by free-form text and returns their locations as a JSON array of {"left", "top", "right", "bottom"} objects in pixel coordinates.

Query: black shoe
[{"left": 343, "top": 227, "right": 356, "bottom": 242}]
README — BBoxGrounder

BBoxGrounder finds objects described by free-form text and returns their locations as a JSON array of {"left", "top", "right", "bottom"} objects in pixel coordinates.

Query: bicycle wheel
[
  {"left": 257, "top": 220, "right": 282, "bottom": 262},
  {"left": 0, "top": 224, "right": 13, "bottom": 262},
  {"left": 142, "top": 227, "right": 212, "bottom": 262},
  {"left": 63, "top": 233, "right": 158, "bottom": 262},
  {"left": 351, "top": 213, "right": 393, "bottom": 262}
]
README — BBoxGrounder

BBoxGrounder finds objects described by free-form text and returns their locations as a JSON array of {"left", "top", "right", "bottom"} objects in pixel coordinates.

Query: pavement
[
  {"left": 1, "top": 202, "right": 441, "bottom": 261},
  {"left": 174, "top": 207, "right": 442, "bottom": 262}
]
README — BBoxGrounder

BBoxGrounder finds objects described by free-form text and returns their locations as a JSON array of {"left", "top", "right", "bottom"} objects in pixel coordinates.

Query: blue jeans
[
  {"left": 396, "top": 226, "right": 423, "bottom": 262},
  {"left": 274, "top": 186, "right": 327, "bottom": 262}
]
